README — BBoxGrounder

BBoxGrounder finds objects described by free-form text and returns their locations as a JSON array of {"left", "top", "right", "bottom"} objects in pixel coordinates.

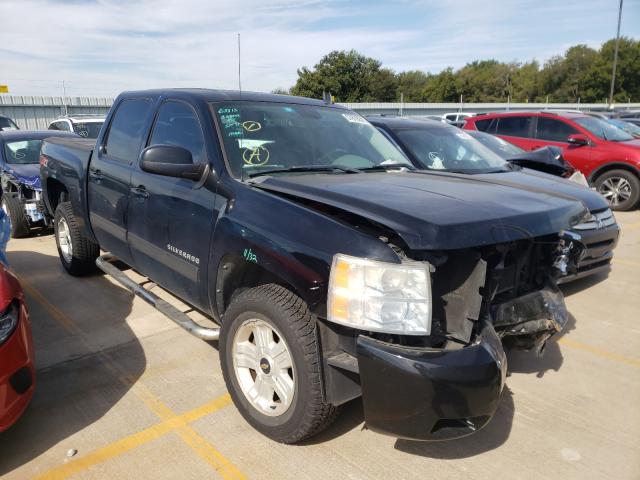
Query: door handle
[
  {"left": 131, "top": 186, "right": 149, "bottom": 200},
  {"left": 89, "top": 169, "right": 104, "bottom": 183}
]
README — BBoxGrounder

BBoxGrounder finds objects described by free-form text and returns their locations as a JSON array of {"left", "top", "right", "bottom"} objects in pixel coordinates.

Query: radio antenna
[{"left": 237, "top": 33, "right": 242, "bottom": 94}]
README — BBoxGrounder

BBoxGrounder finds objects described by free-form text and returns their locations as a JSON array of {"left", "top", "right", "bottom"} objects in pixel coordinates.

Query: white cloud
[{"left": 0, "top": 0, "right": 638, "bottom": 97}]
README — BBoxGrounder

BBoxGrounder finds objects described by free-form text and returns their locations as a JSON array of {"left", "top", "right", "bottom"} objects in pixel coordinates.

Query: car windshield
[
  {"left": 467, "top": 131, "right": 524, "bottom": 158},
  {"left": 0, "top": 117, "right": 18, "bottom": 131},
  {"left": 3, "top": 139, "right": 42, "bottom": 164},
  {"left": 213, "top": 102, "right": 410, "bottom": 178},
  {"left": 73, "top": 122, "right": 103, "bottom": 139},
  {"left": 394, "top": 126, "right": 510, "bottom": 172},
  {"left": 609, "top": 119, "right": 640, "bottom": 137},
  {"left": 575, "top": 116, "right": 633, "bottom": 142}
]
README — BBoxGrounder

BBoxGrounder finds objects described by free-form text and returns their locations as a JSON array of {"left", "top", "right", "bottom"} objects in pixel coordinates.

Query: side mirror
[
  {"left": 567, "top": 134, "right": 590, "bottom": 146},
  {"left": 140, "top": 145, "right": 206, "bottom": 181}
]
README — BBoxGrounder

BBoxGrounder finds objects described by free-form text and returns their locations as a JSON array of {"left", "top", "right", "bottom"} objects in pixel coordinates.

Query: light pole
[{"left": 608, "top": 0, "right": 624, "bottom": 105}]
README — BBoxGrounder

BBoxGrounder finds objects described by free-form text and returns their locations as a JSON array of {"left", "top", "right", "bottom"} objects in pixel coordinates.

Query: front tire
[
  {"left": 54, "top": 201, "right": 99, "bottom": 276},
  {"left": 1, "top": 195, "right": 30, "bottom": 238},
  {"left": 220, "top": 284, "right": 339, "bottom": 444},
  {"left": 595, "top": 169, "right": 640, "bottom": 211}
]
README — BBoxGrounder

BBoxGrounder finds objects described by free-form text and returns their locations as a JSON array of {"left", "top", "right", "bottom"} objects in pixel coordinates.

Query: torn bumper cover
[
  {"left": 492, "top": 287, "right": 569, "bottom": 354},
  {"left": 356, "top": 322, "right": 507, "bottom": 441}
]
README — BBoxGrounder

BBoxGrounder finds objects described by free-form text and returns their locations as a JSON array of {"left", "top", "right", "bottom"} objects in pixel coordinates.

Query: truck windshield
[
  {"left": 395, "top": 127, "right": 510, "bottom": 173},
  {"left": 575, "top": 117, "right": 633, "bottom": 142},
  {"left": 213, "top": 102, "right": 410, "bottom": 178},
  {"left": 3, "top": 139, "right": 42, "bottom": 164},
  {"left": 73, "top": 122, "right": 103, "bottom": 139}
]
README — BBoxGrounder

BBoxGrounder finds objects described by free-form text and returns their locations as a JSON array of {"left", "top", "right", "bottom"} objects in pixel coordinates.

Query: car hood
[
  {"left": 249, "top": 171, "right": 588, "bottom": 250},
  {"left": 2, "top": 163, "right": 41, "bottom": 190},
  {"left": 474, "top": 168, "right": 609, "bottom": 212}
]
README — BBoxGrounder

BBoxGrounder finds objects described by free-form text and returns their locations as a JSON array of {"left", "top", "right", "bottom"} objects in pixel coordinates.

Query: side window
[
  {"left": 105, "top": 99, "right": 153, "bottom": 163},
  {"left": 48, "top": 122, "right": 60, "bottom": 131},
  {"left": 496, "top": 116, "right": 533, "bottom": 138},
  {"left": 535, "top": 117, "right": 578, "bottom": 143},
  {"left": 474, "top": 118, "right": 496, "bottom": 133},
  {"left": 149, "top": 101, "right": 206, "bottom": 164}
]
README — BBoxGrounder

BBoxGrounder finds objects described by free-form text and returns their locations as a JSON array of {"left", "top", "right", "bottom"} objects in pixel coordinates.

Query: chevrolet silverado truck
[{"left": 40, "top": 89, "right": 588, "bottom": 444}]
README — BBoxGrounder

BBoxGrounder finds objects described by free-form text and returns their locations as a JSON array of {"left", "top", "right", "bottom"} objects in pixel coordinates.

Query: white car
[
  {"left": 442, "top": 112, "right": 476, "bottom": 123},
  {"left": 48, "top": 114, "right": 105, "bottom": 139}
]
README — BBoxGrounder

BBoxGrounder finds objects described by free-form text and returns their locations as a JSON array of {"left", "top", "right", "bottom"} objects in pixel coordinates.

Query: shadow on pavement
[
  {"left": 0, "top": 250, "right": 144, "bottom": 476},
  {"left": 560, "top": 271, "right": 609, "bottom": 297},
  {"left": 506, "top": 312, "right": 576, "bottom": 378},
  {"left": 393, "top": 387, "right": 515, "bottom": 459}
]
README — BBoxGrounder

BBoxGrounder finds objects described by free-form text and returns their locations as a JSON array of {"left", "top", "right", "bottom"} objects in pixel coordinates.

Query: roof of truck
[
  {"left": 117, "top": 88, "right": 340, "bottom": 107},
  {"left": 0, "top": 130, "right": 79, "bottom": 142}
]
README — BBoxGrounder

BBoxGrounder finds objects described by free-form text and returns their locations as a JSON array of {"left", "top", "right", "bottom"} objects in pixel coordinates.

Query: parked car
[
  {"left": 0, "top": 116, "right": 19, "bottom": 132},
  {"left": 48, "top": 114, "right": 105, "bottom": 139},
  {"left": 0, "top": 130, "right": 78, "bottom": 237},
  {"left": 41, "top": 89, "right": 588, "bottom": 444},
  {"left": 369, "top": 116, "right": 619, "bottom": 282},
  {"left": 464, "top": 130, "right": 586, "bottom": 181},
  {"left": 442, "top": 112, "right": 475, "bottom": 123},
  {"left": 607, "top": 119, "right": 640, "bottom": 139},
  {"left": 464, "top": 111, "right": 640, "bottom": 211},
  {"left": 0, "top": 211, "right": 35, "bottom": 432},
  {"left": 613, "top": 110, "right": 640, "bottom": 127}
]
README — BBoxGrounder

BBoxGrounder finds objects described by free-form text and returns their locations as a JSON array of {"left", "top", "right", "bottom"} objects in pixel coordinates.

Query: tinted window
[
  {"left": 149, "top": 101, "right": 205, "bottom": 164},
  {"left": 535, "top": 117, "right": 578, "bottom": 142},
  {"left": 51, "top": 121, "right": 71, "bottom": 131},
  {"left": 474, "top": 118, "right": 496, "bottom": 133},
  {"left": 496, "top": 116, "right": 532, "bottom": 137},
  {"left": 73, "top": 122, "right": 103, "bottom": 139},
  {"left": 105, "top": 99, "right": 152, "bottom": 162}
]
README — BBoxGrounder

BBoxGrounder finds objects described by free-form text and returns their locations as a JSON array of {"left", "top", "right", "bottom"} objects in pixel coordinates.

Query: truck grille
[{"left": 572, "top": 209, "right": 616, "bottom": 231}]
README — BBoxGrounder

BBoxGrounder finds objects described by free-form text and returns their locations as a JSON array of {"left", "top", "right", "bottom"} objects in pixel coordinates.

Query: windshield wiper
[
  {"left": 246, "top": 165, "right": 360, "bottom": 179},
  {"left": 355, "top": 163, "right": 416, "bottom": 172}
]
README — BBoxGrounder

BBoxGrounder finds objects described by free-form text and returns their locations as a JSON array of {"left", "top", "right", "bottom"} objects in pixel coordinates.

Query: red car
[
  {"left": 0, "top": 259, "right": 35, "bottom": 432},
  {"left": 464, "top": 111, "right": 640, "bottom": 211}
]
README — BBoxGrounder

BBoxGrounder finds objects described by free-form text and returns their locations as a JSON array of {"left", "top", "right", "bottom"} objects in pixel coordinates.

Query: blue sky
[{"left": 0, "top": 0, "right": 638, "bottom": 97}]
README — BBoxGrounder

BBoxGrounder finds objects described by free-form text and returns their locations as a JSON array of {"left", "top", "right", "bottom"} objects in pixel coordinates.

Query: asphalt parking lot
[{"left": 0, "top": 212, "right": 639, "bottom": 480}]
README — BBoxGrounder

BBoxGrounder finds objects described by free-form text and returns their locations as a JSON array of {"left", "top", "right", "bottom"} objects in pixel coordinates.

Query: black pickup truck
[{"left": 40, "top": 89, "right": 588, "bottom": 444}]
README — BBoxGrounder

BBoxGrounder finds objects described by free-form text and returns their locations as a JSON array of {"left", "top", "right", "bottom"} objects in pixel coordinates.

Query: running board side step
[{"left": 96, "top": 253, "right": 220, "bottom": 341}]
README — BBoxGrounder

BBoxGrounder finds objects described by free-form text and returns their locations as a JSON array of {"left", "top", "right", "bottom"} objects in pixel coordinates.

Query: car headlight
[
  {"left": 327, "top": 254, "right": 432, "bottom": 335},
  {"left": 0, "top": 302, "right": 19, "bottom": 344}
]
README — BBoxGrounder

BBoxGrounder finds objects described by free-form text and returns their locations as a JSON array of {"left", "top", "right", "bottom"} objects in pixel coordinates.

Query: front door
[
  {"left": 88, "top": 98, "right": 153, "bottom": 265},
  {"left": 126, "top": 100, "right": 217, "bottom": 308}
]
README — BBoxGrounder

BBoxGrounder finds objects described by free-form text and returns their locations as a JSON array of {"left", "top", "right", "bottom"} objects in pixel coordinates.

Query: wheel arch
[
  {"left": 45, "top": 177, "right": 69, "bottom": 215},
  {"left": 588, "top": 162, "right": 640, "bottom": 184}
]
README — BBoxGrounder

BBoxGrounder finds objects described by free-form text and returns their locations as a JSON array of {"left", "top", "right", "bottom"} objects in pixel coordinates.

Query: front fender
[{"left": 207, "top": 183, "right": 399, "bottom": 319}]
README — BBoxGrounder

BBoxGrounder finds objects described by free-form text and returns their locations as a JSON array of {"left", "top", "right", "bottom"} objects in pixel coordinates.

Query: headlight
[
  {"left": 327, "top": 254, "right": 432, "bottom": 335},
  {"left": 0, "top": 302, "right": 19, "bottom": 344}
]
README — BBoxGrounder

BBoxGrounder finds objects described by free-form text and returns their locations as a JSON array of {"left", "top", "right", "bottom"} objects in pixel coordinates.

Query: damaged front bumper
[{"left": 356, "top": 322, "right": 507, "bottom": 441}]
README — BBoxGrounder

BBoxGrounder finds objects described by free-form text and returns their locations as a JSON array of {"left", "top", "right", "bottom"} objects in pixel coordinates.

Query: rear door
[
  {"left": 495, "top": 115, "right": 536, "bottom": 150},
  {"left": 88, "top": 98, "right": 154, "bottom": 265},
  {"left": 533, "top": 116, "right": 589, "bottom": 169},
  {"left": 127, "top": 99, "right": 217, "bottom": 308}
]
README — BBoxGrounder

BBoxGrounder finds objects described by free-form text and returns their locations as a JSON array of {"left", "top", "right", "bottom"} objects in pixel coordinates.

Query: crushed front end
[
  {"left": 1, "top": 170, "right": 49, "bottom": 228},
  {"left": 321, "top": 231, "right": 583, "bottom": 441}
]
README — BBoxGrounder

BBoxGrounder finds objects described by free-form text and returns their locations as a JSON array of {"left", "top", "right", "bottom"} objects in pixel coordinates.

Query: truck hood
[
  {"left": 474, "top": 168, "right": 609, "bottom": 212},
  {"left": 249, "top": 171, "right": 588, "bottom": 250},
  {"left": 2, "top": 163, "right": 41, "bottom": 190}
]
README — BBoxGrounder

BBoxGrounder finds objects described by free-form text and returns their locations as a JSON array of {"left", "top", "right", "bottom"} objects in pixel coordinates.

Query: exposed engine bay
[{"left": 1, "top": 170, "right": 49, "bottom": 226}]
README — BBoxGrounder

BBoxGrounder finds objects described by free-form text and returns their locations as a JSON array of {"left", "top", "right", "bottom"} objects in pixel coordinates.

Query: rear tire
[
  {"left": 54, "top": 201, "right": 99, "bottom": 276},
  {"left": 595, "top": 169, "right": 640, "bottom": 211},
  {"left": 1, "top": 195, "right": 30, "bottom": 238},
  {"left": 220, "top": 284, "right": 339, "bottom": 444}
]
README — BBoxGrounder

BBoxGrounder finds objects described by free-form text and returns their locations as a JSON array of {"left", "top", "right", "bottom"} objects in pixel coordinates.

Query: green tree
[
  {"left": 396, "top": 70, "right": 430, "bottom": 102},
  {"left": 422, "top": 68, "right": 458, "bottom": 102},
  {"left": 290, "top": 50, "right": 386, "bottom": 102}
]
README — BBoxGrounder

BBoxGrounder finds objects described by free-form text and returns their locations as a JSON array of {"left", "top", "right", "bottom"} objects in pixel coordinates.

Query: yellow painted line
[
  {"left": 16, "top": 273, "right": 246, "bottom": 480},
  {"left": 558, "top": 338, "right": 640, "bottom": 368},
  {"left": 34, "top": 394, "right": 232, "bottom": 480},
  {"left": 614, "top": 258, "right": 640, "bottom": 268}
]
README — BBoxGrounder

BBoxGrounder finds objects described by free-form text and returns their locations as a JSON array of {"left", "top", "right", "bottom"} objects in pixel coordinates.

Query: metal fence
[
  {"left": 2, "top": 95, "right": 640, "bottom": 130},
  {"left": 0, "top": 96, "right": 113, "bottom": 130}
]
